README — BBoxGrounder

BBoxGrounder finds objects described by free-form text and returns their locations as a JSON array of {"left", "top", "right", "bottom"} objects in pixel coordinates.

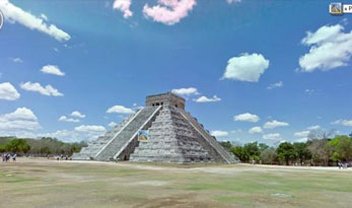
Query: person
[
  {"left": 6, "top": 153, "right": 10, "bottom": 162},
  {"left": 12, "top": 153, "right": 17, "bottom": 162}
]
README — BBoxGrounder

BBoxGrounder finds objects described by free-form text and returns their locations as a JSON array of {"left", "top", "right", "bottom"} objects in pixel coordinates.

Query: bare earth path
[{"left": 1, "top": 158, "right": 351, "bottom": 208}]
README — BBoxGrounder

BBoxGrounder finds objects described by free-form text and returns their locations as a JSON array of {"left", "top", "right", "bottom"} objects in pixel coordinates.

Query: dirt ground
[{"left": 1, "top": 158, "right": 351, "bottom": 208}]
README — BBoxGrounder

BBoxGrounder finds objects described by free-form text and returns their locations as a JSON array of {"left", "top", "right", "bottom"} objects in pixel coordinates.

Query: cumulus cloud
[
  {"left": 262, "top": 133, "right": 282, "bottom": 141},
  {"left": 171, "top": 87, "right": 199, "bottom": 96},
  {"left": 294, "top": 130, "right": 310, "bottom": 138},
  {"left": 58, "top": 116, "right": 80, "bottom": 123},
  {"left": 222, "top": 53, "right": 269, "bottom": 82},
  {"left": 332, "top": 119, "right": 352, "bottom": 127},
  {"left": 267, "top": 81, "right": 283, "bottom": 90},
  {"left": 193, "top": 95, "right": 221, "bottom": 103},
  {"left": 143, "top": 0, "right": 196, "bottom": 25},
  {"left": 107, "top": 105, "right": 134, "bottom": 114},
  {"left": 263, "top": 120, "right": 289, "bottom": 129},
  {"left": 42, "top": 125, "right": 106, "bottom": 142},
  {"left": 227, "top": 0, "right": 241, "bottom": 3},
  {"left": 0, "top": 107, "right": 41, "bottom": 134},
  {"left": 0, "top": 82, "right": 20, "bottom": 101},
  {"left": 307, "top": 125, "right": 320, "bottom": 130},
  {"left": 299, "top": 24, "right": 352, "bottom": 72},
  {"left": 74, "top": 125, "right": 106, "bottom": 133},
  {"left": 234, "top": 113, "right": 260, "bottom": 123},
  {"left": 40, "top": 65, "right": 65, "bottom": 76},
  {"left": 248, "top": 126, "right": 263, "bottom": 134},
  {"left": 108, "top": 121, "right": 117, "bottom": 128},
  {"left": 305, "top": 89, "right": 315, "bottom": 95},
  {"left": 11, "top": 57, "right": 23, "bottom": 63},
  {"left": 210, "top": 130, "right": 229, "bottom": 137},
  {"left": 113, "top": 0, "right": 133, "bottom": 18},
  {"left": 70, "top": 111, "right": 86, "bottom": 118},
  {"left": 20, "top": 82, "right": 63, "bottom": 96},
  {"left": 0, "top": 0, "right": 70, "bottom": 41}
]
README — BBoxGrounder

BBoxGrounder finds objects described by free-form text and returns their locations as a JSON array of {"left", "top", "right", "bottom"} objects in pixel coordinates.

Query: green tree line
[
  {"left": 0, "top": 137, "right": 87, "bottom": 156},
  {"left": 221, "top": 134, "right": 352, "bottom": 166}
]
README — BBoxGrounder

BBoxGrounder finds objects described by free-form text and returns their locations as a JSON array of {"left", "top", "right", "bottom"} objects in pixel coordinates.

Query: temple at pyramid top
[
  {"left": 146, "top": 92, "right": 185, "bottom": 109},
  {"left": 73, "top": 92, "right": 239, "bottom": 164}
]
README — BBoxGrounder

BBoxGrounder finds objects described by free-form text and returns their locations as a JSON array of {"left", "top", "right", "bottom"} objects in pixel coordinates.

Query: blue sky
[{"left": 0, "top": 0, "right": 351, "bottom": 144}]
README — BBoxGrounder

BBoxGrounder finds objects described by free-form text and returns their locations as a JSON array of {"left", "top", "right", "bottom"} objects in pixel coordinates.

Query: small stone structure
[{"left": 73, "top": 92, "right": 238, "bottom": 164}]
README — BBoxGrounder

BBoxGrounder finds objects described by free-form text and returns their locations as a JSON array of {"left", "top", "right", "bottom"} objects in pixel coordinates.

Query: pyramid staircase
[
  {"left": 94, "top": 106, "right": 161, "bottom": 161},
  {"left": 72, "top": 113, "right": 136, "bottom": 160}
]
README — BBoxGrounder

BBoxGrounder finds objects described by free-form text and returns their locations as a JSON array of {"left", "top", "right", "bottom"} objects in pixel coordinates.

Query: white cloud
[
  {"left": 227, "top": 0, "right": 241, "bottom": 3},
  {"left": 263, "top": 120, "right": 289, "bottom": 129},
  {"left": 248, "top": 126, "right": 263, "bottom": 134},
  {"left": 307, "top": 125, "right": 320, "bottom": 130},
  {"left": 0, "top": 82, "right": 20, "bottom": 101},
  {"left": 40, "top": 65, "right": 65, "bottom": 76},
  {"left": 0, "top": 107, "right": 40, "bottom": 133},
  {"left": 305, "top": 89, "right": 315, "bottom": 95},
  {"left": 107, "top": 105, "right": 134, "bottom": 114},
  {"left": 332, "top": 119, "right": 352, "bottom": 127},
  {"left": 263, "top": 133, "right": 282, "bottom": 141},
  {"left": 193, "top": 95, "right": 221, "bottom": 103},
  {"left": 113, "top": 0, "right": 133, "bottom": 18},
  {"left": 11, "top": 57, "right": 23, "bottom": 63},
  {"left": 20, "top": 82, "right": 63, "bottom": 96},
  {"left": 234, "top": 113, "right": 260, "bottom": 123},
  {"left": 171, "top": 87, "right": 199, "bottom": 96},
  {"left": 75, "top": 125, "right": 106, "bottom": 134},
  {"left": 210, "top": 130, "right": 229, "bottom": 137},
  {"left": 70, "top": 111, "right": 85, "bottom": 118},
  {"left": 294, "top": 130, "right": 310, "bottom": 138},
  {"left": 108, "top": 121, "right": 117, "bottom": 128},
  {"left": 267, "top": 81, "right": 283, "bottom": 90},
  {"left": 0, "top": 0, "right": 70, "bottom": 41},
  {"left": 42, "top": 125, "right": 106, "bottom": 142},
  {"left": 222, "top": 53, "right": 269, "bottom": 82},
  {"left": 299, "top": 24, "right": 352, "bottom": 72},
  {"left": 58, "top": 116, "right": 80, "bottom": 123},
  {"left": 295, "top": 137, "right": 308, "bottom": 143},
  {"left": 143, "top": 0, "right": 196, "bottom": 25},
  {"left": 40, "top": 13, "right": 48, "bottom": 21}
]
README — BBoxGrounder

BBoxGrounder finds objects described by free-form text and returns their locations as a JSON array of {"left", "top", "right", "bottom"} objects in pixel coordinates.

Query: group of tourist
[
  {"left": 338, "top": 161, "right": 350, "bottom": 169},
  {"left": 53, "top": 154, "right": 71, "bottom": 161},
  {"left": 1, "top": 153, "right": 16, "bottom": 162}
]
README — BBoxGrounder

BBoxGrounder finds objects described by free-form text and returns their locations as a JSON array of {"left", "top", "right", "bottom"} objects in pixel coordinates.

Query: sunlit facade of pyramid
[{"left": 73, "top": 92, "right": 238, "bottom": 164}]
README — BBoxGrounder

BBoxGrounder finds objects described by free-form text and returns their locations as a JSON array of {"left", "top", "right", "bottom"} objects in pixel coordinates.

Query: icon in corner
[{"left": 329, "top": 2, "right": 343, "bottom": 15}]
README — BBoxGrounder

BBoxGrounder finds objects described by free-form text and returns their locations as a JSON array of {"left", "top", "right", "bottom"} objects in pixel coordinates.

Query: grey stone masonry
[
  {"left": 130, "top": 106, "right": 215, "bottom": 164},
  {"left": 146, "top": 92, "right": 185, "bottom": 109},
  {"left": 72, "top": 113, "right": 136, "bottom": 160},
  {"left": 95, "top": 106, "right": 160, "bottom": 161},
  {"left": 177, "top": 108, "right": 239, "bottom": 164}
]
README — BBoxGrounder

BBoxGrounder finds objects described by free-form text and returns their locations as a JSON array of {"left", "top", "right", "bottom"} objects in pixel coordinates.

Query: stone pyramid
[{"left": 73, "top": 92, "right": 238, "bottom": 164}]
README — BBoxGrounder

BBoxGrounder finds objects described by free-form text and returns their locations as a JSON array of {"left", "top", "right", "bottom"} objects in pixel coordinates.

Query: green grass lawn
[{"left": 1, "top": 158, "right": 351, "bottom": 208}]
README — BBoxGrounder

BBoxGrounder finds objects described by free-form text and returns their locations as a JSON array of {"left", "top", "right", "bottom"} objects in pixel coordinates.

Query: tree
[
  {"left": 293, "top": 142, "right": 311, "bottom": 165},
  {"left": 5, "top": 139, "right": 31, "bottom": 154},
  {"left": 307, "top": 139, "right": 331, "bottom": 166},
  {"left": 328, "top": 135, "right": 352, "bottom": 162},
  {"left": 220, "top": 141, "right": 232, "bottom": 151},
  {"left": 231, "top": 146, "right": 248, "bottom": 162},
  {"left": 308, "top": 129, "right": 336, "bottom": 140},
  {"left": 260, "top": 147, "right": 277, "bottom": 164},
  {"left": 243, "top": 142, "right": 260, "bottom": 162},
  {"left": 276, "top": 142, "right": 296, "bottom": 165}
]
